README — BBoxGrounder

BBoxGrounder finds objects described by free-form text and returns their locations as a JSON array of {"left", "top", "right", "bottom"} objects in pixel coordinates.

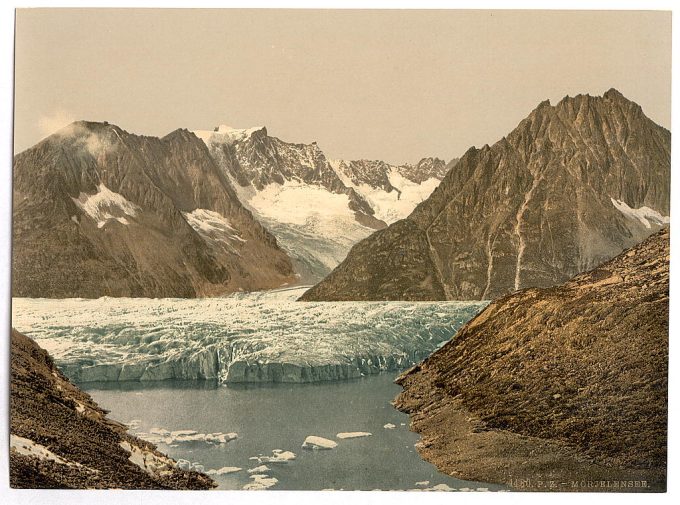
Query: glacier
[
  {"left": 11, "top": 287, "right": 486, "bottom": 385},
  {"left": 227, "top": 179, "right": 377, "bottom": 283}
]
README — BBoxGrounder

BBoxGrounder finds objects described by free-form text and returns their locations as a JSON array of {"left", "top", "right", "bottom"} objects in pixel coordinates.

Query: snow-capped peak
[{"left": 193, "top": 124, "right": 266, "bottom": 146}]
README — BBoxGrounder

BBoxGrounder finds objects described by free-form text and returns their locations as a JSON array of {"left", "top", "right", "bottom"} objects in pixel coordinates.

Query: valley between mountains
[{"left": 11, "top": 88, "right": 670, "bottom": 491}]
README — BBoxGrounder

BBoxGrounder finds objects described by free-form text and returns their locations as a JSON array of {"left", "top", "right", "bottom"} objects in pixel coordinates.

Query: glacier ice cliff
[{"left": 12, "top": 288, "right": 486, "bottom": 384}]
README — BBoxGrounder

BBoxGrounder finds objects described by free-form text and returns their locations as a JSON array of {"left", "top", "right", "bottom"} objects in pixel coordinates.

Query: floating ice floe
[
  {"left": 336, "top": 432, "right": 372, "bottom": 439},
  {"left": 247, "top": 465, "right": 271, "bottom": 474},
  {"left": 383, "top": 423, "right": 396, "bottom": 429},
  {"left": 126, "top": 419, "right": 142, "bottom": 430},
  {"left": 250, "top": 449, "right": 297, "bottom": 464},
  {"left": 243, "top": 474, "right": 278, "bottom": 490},
  {"left": 415, "top": 481, "right": 430, "bottom": 486},
  {"left": 302, "top": 436, "right": 338, "bottom": 450},
  {"left": 206, "top": 466, "right": 242, "bottom": 475},
  {"left": 137, "top": 427, "right": 237, "bottom": 446}
]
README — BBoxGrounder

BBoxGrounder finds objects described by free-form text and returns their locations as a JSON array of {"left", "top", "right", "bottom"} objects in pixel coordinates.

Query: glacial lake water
[
  {"left": 12, "top": 288, "right": 499, "bottom": 491},
  {"left": 84, "top": 374, "right": 503, "bottom": 491}
]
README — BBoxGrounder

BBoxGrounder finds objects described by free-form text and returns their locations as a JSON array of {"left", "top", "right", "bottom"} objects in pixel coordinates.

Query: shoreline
[{"left": 394, "top": 384, "right": 665, "bottom": 492}]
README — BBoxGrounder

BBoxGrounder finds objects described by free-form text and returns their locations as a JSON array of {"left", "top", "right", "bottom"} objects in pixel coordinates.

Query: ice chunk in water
[
  {"left": 206, "top": 466, "right": 242, "bottom": 475},
  {"left": 252, "top": 450, "right": 297, "bottom": 464},
  {"left": 336, "top": 432, "right": 372, "bottom": 439},
  {"left": 243, "top": 474, "right": 278, "bottom": 490},
  {"left": 247, "top": 465, "right": 271, "bottom": 474},
  {"left": 302, "top": 436, "right": 337, "bottom": 450}
]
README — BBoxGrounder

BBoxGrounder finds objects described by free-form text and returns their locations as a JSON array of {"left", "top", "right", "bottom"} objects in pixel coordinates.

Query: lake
[
  {"left": 85, "top": 374, "right": 503, "bottom": 491},
  {"left": 12, "top": 288, "right": 499, "bottom": 491}
]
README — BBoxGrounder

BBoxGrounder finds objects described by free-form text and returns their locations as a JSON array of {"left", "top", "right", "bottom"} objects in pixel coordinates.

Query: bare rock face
[
  {"left": 396, "top": 157, "right": 450, "bottom": 184},
  {"left": 395, "top": 227, "right": 669, "bottom": 489},
  {"left": 300, "top": 90, "right": 670, "bottom": 301},
  {"left": 12, "top": 121, "right": 296, "bottom": 298},
  {"left": 10, "top": 329, "right": 215, "bottom": 489}
]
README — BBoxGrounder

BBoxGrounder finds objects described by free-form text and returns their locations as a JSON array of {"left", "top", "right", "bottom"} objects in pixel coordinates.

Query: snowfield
[
  {"left": 228, "top": 179, "right": 376, "bottom": 283},
  {"left": 344, "top": 170, "right": 443, "bottom": 225},
  {"left": 12, "top": 288, "right": 486, "bottom": 385}
]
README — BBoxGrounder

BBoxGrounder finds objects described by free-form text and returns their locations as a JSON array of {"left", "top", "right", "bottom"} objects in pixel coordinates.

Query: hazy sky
[{"left": 14, "top": 9, "right": 671, "bottom": 163}]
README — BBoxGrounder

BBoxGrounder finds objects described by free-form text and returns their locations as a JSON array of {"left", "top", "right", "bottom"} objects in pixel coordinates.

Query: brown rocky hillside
[
  {"left": 395, "top": 227, "right": 669, "bottom": 490},
  {"left": 10, "top": 328, "right": 215, "bottom": 489}
]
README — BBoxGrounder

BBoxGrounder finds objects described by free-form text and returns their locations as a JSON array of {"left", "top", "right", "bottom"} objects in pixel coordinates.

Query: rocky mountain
[
  {"left": 12, "top": 121, "right": 296, "bottom": 298},
  {"left": 194, "top": 125, "right": 452, "bottom": 283},
  {"left": 395, "top": 227, "right": 669, "bottom": 490},
  {"left": 10, "top": 328, "right": 215, "bottom": 489},
  {"left": 300, "top": 89, "right": 670, "bottom": 301}
]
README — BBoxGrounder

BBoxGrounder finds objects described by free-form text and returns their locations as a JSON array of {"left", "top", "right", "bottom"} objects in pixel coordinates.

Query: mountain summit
[
  {"left": 300, "top": 90, "right": 670, "bottom": 301},
  {"left": 194, "top": 124, "right": 452, "bottom": 282},
  {"left": 12, "top": 121, "right": 295, "bottom": 297}
]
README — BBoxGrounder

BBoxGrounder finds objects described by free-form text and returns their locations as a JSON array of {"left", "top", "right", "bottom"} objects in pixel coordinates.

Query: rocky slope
[
  {"left": 12, "top": 121, "right": 295, "bottom": 297},
  {"left": 395, "top": 227, "right": 669, "bottom": 490},
  {"left": 300, "top": 89, "right": 670, "bottom": 301},
  {"left": 10, "top": 328, "right": 215, "bottom": 489},
  {"left": 195, "top": 125, "right": 452, "bottom": 282}
]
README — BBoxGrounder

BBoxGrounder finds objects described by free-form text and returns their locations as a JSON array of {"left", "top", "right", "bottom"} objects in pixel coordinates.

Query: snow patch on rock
[
  {"left": 182, "top": 208, "right": 246, "bottom": 251},
  {"left": 11, "top": 435, "right": 70, "bottom": 465},
  {"left": 72, "top": 183, "right": 140, "bottom": 229},
  {"left": 193, "top": 125, "right": 265, "bottom": 145},
  {"left": 611, "top": 198, "right": 669, "bottom": 229},
  {"left": 119, "top": 440, "right": 174, "bottom": 477}
]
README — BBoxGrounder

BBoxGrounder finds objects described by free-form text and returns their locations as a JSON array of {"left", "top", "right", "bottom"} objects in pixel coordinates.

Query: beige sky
[{"left": 14, "top": 9, "right": 671, "bottom": 164}]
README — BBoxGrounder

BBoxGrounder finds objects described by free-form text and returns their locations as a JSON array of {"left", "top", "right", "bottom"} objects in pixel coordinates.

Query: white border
[{"left": 1, "top": 2, "right": 677, "bottom": 505}]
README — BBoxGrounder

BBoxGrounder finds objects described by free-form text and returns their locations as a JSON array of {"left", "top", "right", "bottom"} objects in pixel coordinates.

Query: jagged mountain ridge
[
  {"left": 194, "top": 124, "right": 453, "bottom": 283},
  {"left": 300, "top": 89, "right": 670, "bottom": 301},
  {"left": 12, "top": 121, "right": 296, "bottom": 298}
]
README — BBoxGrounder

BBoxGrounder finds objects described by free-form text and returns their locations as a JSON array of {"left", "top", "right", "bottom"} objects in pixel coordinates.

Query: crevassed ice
[
  {"left": 72, "top": 183, "right": 140, "bottom": 228},
  {"left": 11, "top": 288, "right": 486, "bottom": 385},
  {"left": 229, "top": 179, "right": 376, "bottom": 280},
  {"left": 610, "top": 197, "right": 669, "bottom": 229}
]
